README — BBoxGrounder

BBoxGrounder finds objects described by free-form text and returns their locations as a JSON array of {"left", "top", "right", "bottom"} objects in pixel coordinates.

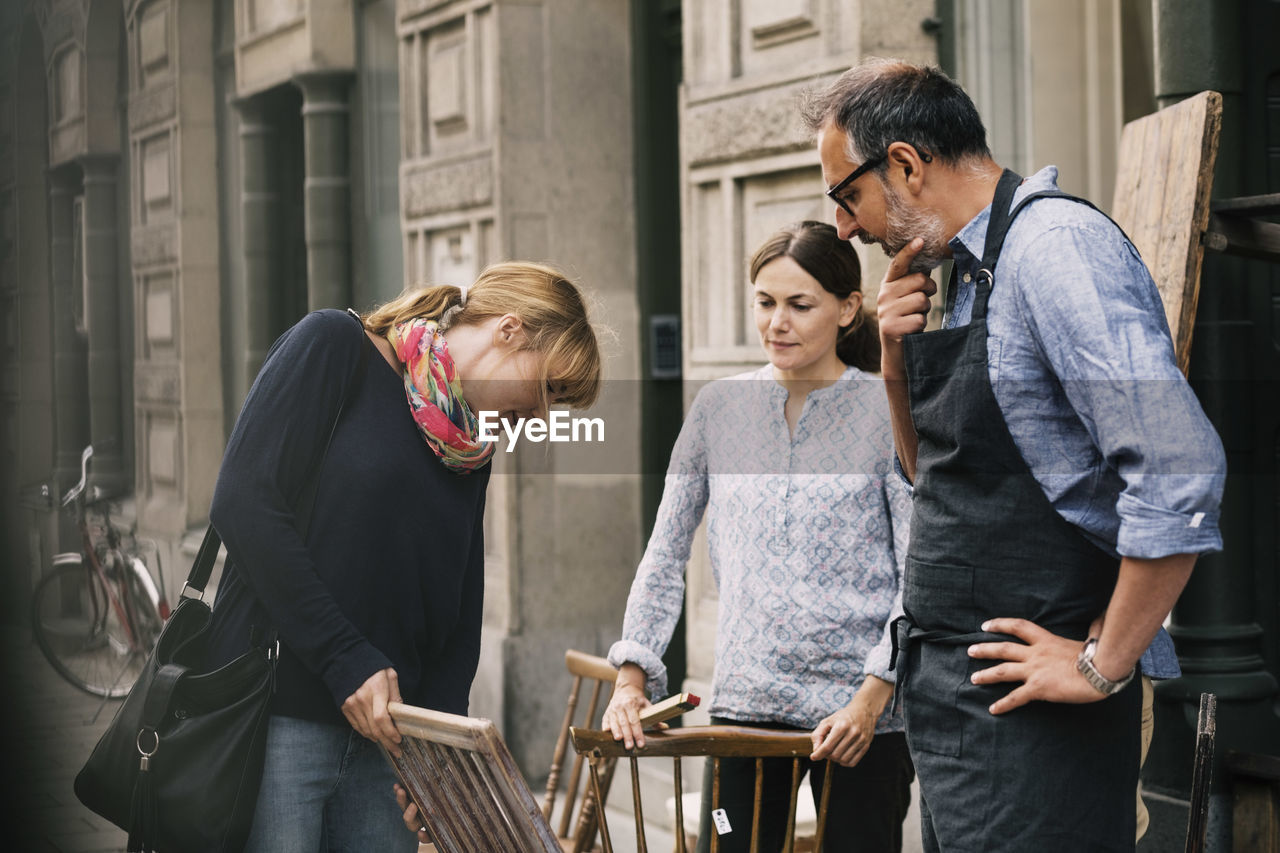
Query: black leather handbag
[
  {"left": 74, "top": 527, "right": 276, "bottom": 853},
  {"left": 74, "top": 310, "right": 370, "bottom": 852}
]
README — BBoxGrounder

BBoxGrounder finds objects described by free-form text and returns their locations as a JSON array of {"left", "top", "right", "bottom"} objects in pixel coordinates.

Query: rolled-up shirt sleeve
[
  {"left": 1006, "top": 215, "right": 1226, "bottom": 559},
  {"left": 608, "top": 390, "right": 711, "bottom": 700}
]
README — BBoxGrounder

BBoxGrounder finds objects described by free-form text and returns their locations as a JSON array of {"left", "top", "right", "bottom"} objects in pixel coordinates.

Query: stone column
[
  {"left": 295, "top": 72, "right": 352, "bottom": 311},
  {"left": 78, "top": 154, "right": 125, "bottom": 496},
  {"left": 1145, "top": 0, "right": 1280, "bottom": 847},
  {"left": 236, "top": 95, "right": 280, "bottom": 397},
  {"left": 48, "top": 171, "right": 89, "bottom": 492}
]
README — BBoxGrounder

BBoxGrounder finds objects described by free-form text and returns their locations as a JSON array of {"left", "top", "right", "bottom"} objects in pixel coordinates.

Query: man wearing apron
[{"left": 802, "top": 60, "right": 1226, "bottom": 851}]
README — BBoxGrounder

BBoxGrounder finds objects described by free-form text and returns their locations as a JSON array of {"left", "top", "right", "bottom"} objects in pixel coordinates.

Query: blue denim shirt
[{"left": 936, "top": 167, "right": 1226, "bottom": 678}]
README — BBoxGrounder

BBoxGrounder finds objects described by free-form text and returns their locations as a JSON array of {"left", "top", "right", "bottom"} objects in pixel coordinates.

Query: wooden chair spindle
[
  {"left": 813, "top": 760, "right": 835, "bottom": 851},
  {"left": 674, "top": 756, "right": 687, "bottom": 853},
  {"left": 750, "top": 757, "right": 764, "bottom": 853},
  {"left": 783, "top": 757, "right": 801, "bottom": 853},
  {"left": 630, "top": 755, "right": 648, "bottom": 853}
]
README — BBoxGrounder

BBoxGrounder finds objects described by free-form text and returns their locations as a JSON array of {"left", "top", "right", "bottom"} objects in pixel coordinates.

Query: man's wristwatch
[{"left": 1075, "top": 637, "right": 1136, "bottom": 696}]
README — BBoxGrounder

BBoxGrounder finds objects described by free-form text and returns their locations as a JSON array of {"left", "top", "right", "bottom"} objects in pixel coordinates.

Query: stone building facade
[{"left": 2, "top": 7, "right": 1275, "bottom": 843}]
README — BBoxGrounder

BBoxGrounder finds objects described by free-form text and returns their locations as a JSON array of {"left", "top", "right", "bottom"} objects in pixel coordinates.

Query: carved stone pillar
[
  {"left": 236, "top": 96, "right": 281, "bottom": 394},
  {"left": 78, "top": 154, "right": 125, "bottom": 496},
  {"left": 295, "top": 72, "right": 353, "bottom": 310},
  {"left": 48, "top": 171, "right": 88, "bottom": 492}
]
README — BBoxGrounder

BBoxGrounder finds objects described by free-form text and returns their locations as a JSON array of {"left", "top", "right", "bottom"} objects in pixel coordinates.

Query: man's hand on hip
[{"left": 967, "top": 618, "right": 1106, "bottom": 713}]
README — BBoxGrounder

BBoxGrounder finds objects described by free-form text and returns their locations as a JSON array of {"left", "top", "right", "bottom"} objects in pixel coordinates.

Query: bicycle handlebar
[{"left": 61, "top": 445, "right": 94, "bottom": 507}]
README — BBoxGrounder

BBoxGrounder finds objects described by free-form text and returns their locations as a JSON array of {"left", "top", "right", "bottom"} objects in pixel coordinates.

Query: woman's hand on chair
[
  {"left": 810, "top": 675, "right": 893, "bottom": 766},
  {"left": 343, "top": 667, "right": 403, "bottom": 757},
  {"left": 602, "top": 663, "right": 652, "bottom": 750}
]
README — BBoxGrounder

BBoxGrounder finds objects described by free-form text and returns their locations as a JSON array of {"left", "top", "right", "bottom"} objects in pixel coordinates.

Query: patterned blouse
[{"left": 609, "top": 365, "right": 909, "bottom": 732}]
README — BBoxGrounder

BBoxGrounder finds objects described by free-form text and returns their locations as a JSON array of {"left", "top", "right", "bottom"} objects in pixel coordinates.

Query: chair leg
[
  {"left": 1185, "top": 693, "right": 1217, "bottom": 853},
  {"left": 589, "top": 759, "right": 615, "bottom": 853}
]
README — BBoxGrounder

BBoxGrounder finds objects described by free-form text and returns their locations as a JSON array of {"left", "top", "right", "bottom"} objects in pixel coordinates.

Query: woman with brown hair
[
  {"left": 604, "top": 221, "right": 914, "bottom": 852},
  {"left": 205, "top": 262, "right": 602, "bottom": 852}
]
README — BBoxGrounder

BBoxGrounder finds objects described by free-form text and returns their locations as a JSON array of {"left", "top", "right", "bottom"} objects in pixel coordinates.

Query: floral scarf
[{"left": 387, "top": 318, "right": 495, "bottom": 473}]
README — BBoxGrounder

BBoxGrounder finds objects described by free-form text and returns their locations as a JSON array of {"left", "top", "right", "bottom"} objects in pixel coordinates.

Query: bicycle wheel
[{"left": 31, "top": 556, "right": 148, "bottom": 697}]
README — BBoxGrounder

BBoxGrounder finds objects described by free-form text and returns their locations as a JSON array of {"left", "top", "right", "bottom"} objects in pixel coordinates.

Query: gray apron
[{"left": 894, "top": 170, "right": 1141, "bottom": 852}]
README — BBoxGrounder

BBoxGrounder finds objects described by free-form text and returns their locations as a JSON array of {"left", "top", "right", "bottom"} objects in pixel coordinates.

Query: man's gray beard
[{"left": 865, "top": 185, "right": 949, "bottom": 274}]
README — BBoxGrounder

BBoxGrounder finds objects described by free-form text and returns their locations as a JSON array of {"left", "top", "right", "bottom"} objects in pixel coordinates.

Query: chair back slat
[
  {"left": 812, "top": 760, "right": 834, "bottom": 850},
  {"left": 398, "top": 738, "right": 469, "bottom": 849},
  {"left": 549, "top": 649, "right": 620, "bottom": 851},
  {"left": 387, "top": 702, "right": 561, "bottom": 853},
  {"left": 750, "top": 757, "right": 764, "bottom": 853},
  {"left": 673, "top": 756, "right": 687, "bottom": 853},
  {"left": 428, "top": 736, "right": 522, "bottom": 849},
  {"left": 572, "top": 725, "right": 829, "bottom": 853},
  {"left": 479, "top": 726, "right": 561, "bottom": 848},
  {"left": 545, "top": 672, "right": 583, "bottom": 820},
  {"left": 782, "top": 758, "right": 801, "bottom": 853},
  {"left": 456, "top": 747, "right": 524, "bottom": 849},
  {"left": 710, "top": 757, "right": 722, "bottom": 853},
  {"left": 459, "top": 746, "right": 526, "bottom": 849},
  {"left": 572, "top": 725, "right": 816, "bottom": 758},
  {"left": 560, "top": 676, "right": 605, "bottom": 837}
]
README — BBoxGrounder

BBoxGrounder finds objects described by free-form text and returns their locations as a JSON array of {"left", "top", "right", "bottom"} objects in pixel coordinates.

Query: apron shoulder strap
[
  {"left": 983, "top": 184, "right": 1136, "bottom": 275},
  {"left": 969, "top": 174, "right": 1139, "bottom": 323}
]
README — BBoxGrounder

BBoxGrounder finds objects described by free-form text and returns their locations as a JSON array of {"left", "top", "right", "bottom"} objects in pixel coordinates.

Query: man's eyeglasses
[
  {"left": 825, "top": 154, "right": 886, "bottom": 215},
  {"left": 825, "top": 147, "right": 934, "bottom": 215}
]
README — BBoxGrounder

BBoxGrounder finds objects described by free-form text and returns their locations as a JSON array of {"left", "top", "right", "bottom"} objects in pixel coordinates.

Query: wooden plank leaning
[{"left": 1111, "top": 90, "right": 1223, "bottom": 374}]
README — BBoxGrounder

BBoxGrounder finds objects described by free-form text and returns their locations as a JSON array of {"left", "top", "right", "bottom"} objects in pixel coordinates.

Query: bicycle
[{"left": 31, "top": 445, "right": 170, "bottom": 698}]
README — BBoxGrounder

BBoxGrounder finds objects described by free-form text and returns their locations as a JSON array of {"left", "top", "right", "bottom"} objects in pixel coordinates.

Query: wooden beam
[{"left": 1204, "top": 212, "right": 1280, "bottom": 263}]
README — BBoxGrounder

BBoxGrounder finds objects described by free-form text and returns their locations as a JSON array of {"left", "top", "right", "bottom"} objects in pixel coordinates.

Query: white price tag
[{"left": 712, "top": 808, "right": 732, "bottom": 835}]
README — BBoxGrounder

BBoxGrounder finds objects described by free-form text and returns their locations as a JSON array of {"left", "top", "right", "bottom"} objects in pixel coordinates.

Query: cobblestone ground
[{"left": 3, "top": 626, "right": 128, "bottom": 853}]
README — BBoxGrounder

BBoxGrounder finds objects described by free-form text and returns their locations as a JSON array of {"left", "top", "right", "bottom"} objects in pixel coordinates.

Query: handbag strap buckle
[
  {"left": 136, "top": 727, "right": 159, "bottom": 758},
  {"left": 178, "top": 581, "right": 204, "bottom": 602}
]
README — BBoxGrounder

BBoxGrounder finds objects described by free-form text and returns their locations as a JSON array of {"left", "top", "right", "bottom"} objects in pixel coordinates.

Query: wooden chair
[
  {"left": 543, "top": 649, "right": 622, "bottom": 852},
  {"left": 387, "top": 702, "right": 560, "bottom": 852},
  {"left": 570, "top": 725, "right": 832, "bottom": 853}
]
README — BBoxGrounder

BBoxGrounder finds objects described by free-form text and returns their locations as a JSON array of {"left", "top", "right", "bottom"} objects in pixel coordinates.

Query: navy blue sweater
[{"left": 207, "top": 310, "right": 489, "bottom": 725}]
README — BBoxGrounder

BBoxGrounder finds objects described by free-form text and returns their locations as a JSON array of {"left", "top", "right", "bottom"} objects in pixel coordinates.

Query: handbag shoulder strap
[{"left": 184, "top": 310, "right": 372, "bottom": 596}]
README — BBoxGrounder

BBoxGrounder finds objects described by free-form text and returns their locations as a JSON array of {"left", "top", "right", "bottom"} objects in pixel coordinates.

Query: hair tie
[{"left": 439, "top": 285, "right": 468, "bottom": 331}]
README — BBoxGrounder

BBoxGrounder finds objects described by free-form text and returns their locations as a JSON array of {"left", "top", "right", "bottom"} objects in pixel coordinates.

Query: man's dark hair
[{"left": 801, "top": 58, "right": 991, "bottom": 169}]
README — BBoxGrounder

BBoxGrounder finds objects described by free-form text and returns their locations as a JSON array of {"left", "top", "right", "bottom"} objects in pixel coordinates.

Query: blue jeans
[{"left": 244, "top": 715, "right": 417, "bottom": 853}]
